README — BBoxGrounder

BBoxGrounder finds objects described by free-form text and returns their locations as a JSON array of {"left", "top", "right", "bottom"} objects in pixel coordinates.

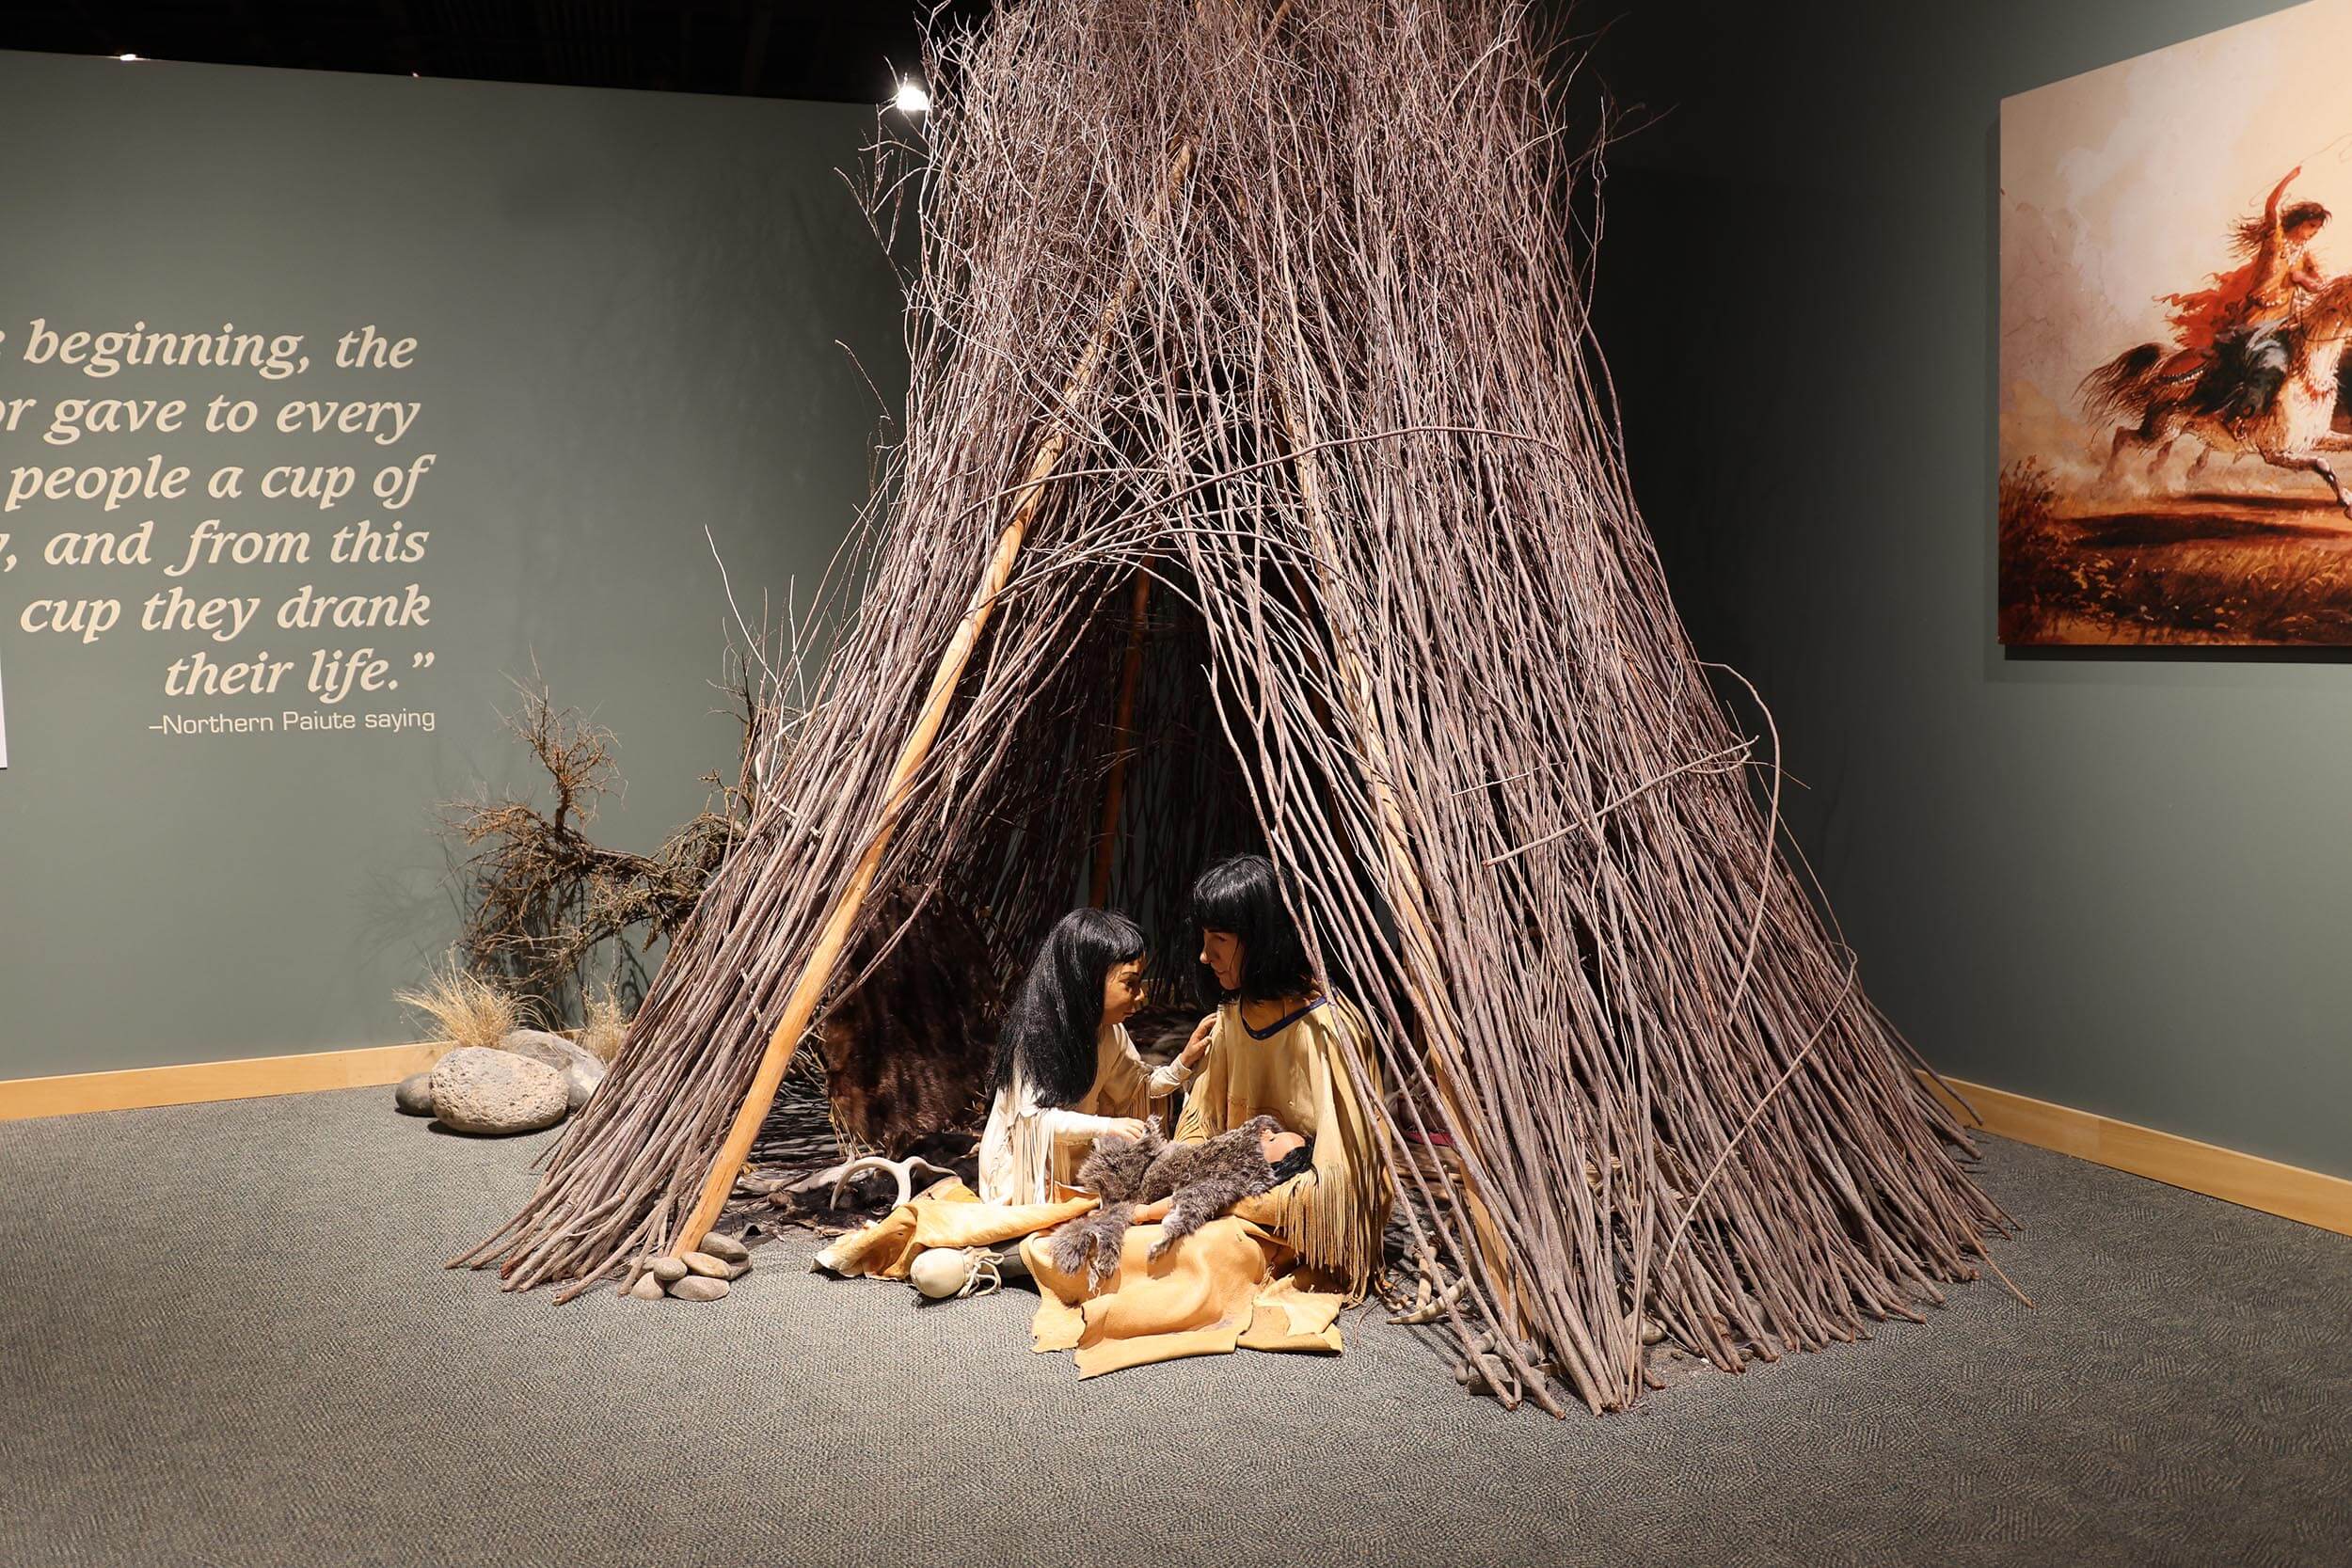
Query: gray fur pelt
[{"left": 1046, "top": 1114, "right": 1284, "bottom": 1290}]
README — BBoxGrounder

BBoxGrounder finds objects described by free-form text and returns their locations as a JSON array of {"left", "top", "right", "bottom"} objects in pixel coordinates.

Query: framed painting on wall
[{"left": 1999, "top": 0, "right": 2352, "bottom": 645}]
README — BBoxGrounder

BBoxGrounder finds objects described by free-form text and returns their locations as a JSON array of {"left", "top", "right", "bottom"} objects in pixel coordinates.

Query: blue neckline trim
[{"left": 1238, "top": 996, "right": 1327, "bottom": 1040}]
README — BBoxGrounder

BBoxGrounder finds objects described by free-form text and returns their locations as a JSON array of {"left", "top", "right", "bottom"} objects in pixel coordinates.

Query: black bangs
[
  {"left": 1188, "top": 860, "right": 1260, "bottom": 934},
  {"left": 1188, "top": 854, "right": 1318, "bottom": 1006}
]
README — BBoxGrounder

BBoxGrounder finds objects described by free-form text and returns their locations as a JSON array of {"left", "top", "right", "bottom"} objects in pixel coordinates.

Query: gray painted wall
[
  {"left": 1594, "top": 0, "right": 2349, "bottom": 1177},
  {"left": 0, "top": 54, "right": 900, "bottom": 1077},
  {"left": 12, "top": 8, "right": 2344, "bottom": 1184}
]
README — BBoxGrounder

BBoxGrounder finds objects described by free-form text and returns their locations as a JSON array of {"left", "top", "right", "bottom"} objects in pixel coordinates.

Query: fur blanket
[{"left": 1047, "top": 1115, "right": 1283, "bottom": 1289}]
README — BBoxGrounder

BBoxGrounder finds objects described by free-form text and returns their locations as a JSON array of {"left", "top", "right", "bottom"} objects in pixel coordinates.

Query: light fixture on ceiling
[{"left": 894, "top": 78, "right": 930, "bottom": 115}]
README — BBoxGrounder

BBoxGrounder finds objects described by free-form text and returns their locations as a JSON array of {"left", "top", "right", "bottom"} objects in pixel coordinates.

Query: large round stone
[
  {"left": 392, "top": 1071, "right": 436, "bottom": 1117},
  {"left": 563, "top": 1056, "right": 605, "bottom": 1111},
  {"left": 696, "top": 1231, "right": 750, "bottom": 1264},
  {"left": 500, "top": 1029, "right": 601, "bottom": 1076},
  {"left": 430, "top": 1047, "right": 567, "bottom": 1135}
]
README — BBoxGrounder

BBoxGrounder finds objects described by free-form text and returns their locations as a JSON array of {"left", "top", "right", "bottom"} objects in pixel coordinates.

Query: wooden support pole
[
  {"left": 673, "top": 150, "right": 1200, "bottom": 1257},
  {"left": 1090, "top": 567, "right": 1154, "bottom": 908},
  {"left": 675, "top": 0, "right": 1304, "bottom": 1258}
]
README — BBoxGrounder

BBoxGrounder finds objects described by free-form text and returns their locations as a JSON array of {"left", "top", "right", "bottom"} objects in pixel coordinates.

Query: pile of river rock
[
  {"left": 618, "top": 1230, "right": 753, "bottom": 1303},
  {"left": 392, "top": 1030, "right": 608, "bottom": 1135}
]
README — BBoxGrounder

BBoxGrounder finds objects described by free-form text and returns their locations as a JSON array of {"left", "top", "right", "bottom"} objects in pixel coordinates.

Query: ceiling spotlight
[
  {"left": 117, "top": 53, "right": 140, "bottom": 62},
  {"left": 894, "top": 79, "right": 930, "bottom": 115}
]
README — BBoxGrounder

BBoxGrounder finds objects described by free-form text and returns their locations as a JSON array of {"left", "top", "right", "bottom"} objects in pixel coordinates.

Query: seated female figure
[
  {"left": 977, "top": 907, "right": 1208, "bottom": 1207},
  {"left": 1169, "top": 855, "right": 1391, "bottom": 1300}
]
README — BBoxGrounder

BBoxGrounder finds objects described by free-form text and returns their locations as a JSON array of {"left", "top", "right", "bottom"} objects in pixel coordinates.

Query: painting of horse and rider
[{"left": 2000, "top": 0, "right": 2352, "bottom": 645}]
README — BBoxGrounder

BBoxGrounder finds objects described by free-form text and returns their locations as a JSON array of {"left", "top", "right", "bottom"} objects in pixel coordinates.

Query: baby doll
[{"left": 1047, "top": 1113, "right": 1314, "bottom": 1290}]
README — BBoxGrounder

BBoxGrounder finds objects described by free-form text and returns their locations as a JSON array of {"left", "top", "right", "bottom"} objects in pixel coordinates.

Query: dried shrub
[{"left": 440, "top": 665, "right": 761, "bottom": 1025}]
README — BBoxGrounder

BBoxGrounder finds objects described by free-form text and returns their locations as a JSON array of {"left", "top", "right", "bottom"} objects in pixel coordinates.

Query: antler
[{"left": 785, "top": 1154, "right": 957, "bottom": 1211}]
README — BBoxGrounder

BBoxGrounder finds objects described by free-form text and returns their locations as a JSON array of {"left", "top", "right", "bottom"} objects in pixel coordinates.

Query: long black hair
[
  {"left": 991, "top": 907, "right": 1146, "bottom": 1107},
  {"left": 1189, "top": 853, "right": 1317, "bottom": 1007},
  {"left": 2233, "top": 200, "right": 2330, "bottom": 253}
]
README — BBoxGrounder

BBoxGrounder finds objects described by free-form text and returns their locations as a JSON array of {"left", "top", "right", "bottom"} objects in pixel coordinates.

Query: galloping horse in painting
[{"left": 2082, "top": 271, "right": 2352, "bottom": 517}]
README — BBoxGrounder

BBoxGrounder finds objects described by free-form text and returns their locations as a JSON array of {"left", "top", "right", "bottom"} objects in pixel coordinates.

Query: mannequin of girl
[
  {"left": 1165, "top": 854, "right": 1390, "bottom": 1295},
  {"left": 1125, "top": 872, "right": 1317, "bottom": 1224},
  {"left": 975, "top": 907, "right": 1212, "bottom": 1206}
]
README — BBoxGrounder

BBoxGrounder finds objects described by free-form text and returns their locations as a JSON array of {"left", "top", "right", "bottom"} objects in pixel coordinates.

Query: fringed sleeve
[
  {"left": 1194, "top": 998, "right": 1391, "bottom": 1300},
  {"left": 1143, "top": 1053, "right": 1199, "bottom": 1100},
  {"left": 977, "top": 1081, "right": 1057, "bottom": 1207},
  {"left": 1092, "top": 1023, "right": 1179, "bottom": 1118},
  {"left": 982, "top": 1037, "right": 1170, "bottom": 1203},
  {"left": 1271, "top": 998, "right": 1391, "bottom": 1301}
]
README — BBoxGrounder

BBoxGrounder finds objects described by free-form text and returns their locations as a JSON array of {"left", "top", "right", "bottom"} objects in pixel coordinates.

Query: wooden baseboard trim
[
  {"left": 1924, "top": 1072, "right": 2352, "bottom": 1239},
  {"left": 0, "top": 1041, "right": 444, "bottom": 1122},
  {"left": 7, "top": 1050, "right": 2344, "bottom": 1240}
]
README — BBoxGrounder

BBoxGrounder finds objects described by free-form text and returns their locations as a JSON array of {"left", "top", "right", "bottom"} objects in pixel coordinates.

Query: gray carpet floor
[{"left": 2, "top": 1087, "right": 2346, "bottom": 1568}]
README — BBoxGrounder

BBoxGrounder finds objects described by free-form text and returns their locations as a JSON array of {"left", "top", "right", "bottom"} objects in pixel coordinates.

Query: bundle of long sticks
[{"left": 460, "top": 0, "right": 2011, "bottom": 1415}]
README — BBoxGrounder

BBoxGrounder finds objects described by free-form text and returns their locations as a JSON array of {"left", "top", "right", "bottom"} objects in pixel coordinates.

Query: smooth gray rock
[
  {"left": 429, "top": 1047, "right": 567, "bottom": 1136},
  {"left": 647, "top": 1257, "right": 689, "bottom": 1284},
  {"left": 624, "top": 1274, "right": 665, "bottom": 1301},
  {"left": 667, "top": 1275, "right": 729, "bottom": 1302},
  {"left": 681, "top": 1251, "right": 733, "bottom": 1279},
  {"left": 563, "top": 1056, "right": 605, "bottom": 1111},
  {"left": 696, "top": 1231, "right": 750, "bottom": 1264},
  {"left": 499, "top": 1028, "right": 601, "bottom": 1077},
  {"left": 392, "top": 1072, "right": 436, "bottom": 1117}
]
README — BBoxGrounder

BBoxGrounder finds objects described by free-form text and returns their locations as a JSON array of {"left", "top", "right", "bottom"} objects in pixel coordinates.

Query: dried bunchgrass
[
  {"left": 578, "top": 983, "right": 629, "bottom": 1065},
  {"left": 396, "top": 955, "right": 526, "bottom": 1060}
]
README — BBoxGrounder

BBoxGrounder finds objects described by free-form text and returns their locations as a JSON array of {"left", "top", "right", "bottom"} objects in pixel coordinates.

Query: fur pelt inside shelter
[
  {"left": 814, "top": 889, "right": 1000, "bottom": 1156},
  {"left": 1049, "top": 1115, "right": 1286, "bottom": 1289}
]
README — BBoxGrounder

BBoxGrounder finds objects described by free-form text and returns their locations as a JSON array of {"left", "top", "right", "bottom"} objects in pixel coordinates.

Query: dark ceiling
[
  {"left": 0, "top": 1, "right": 1631, "bottom": 150},
  {"left": 0, "top": 2, "right": 993, "bottom": 103}
]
